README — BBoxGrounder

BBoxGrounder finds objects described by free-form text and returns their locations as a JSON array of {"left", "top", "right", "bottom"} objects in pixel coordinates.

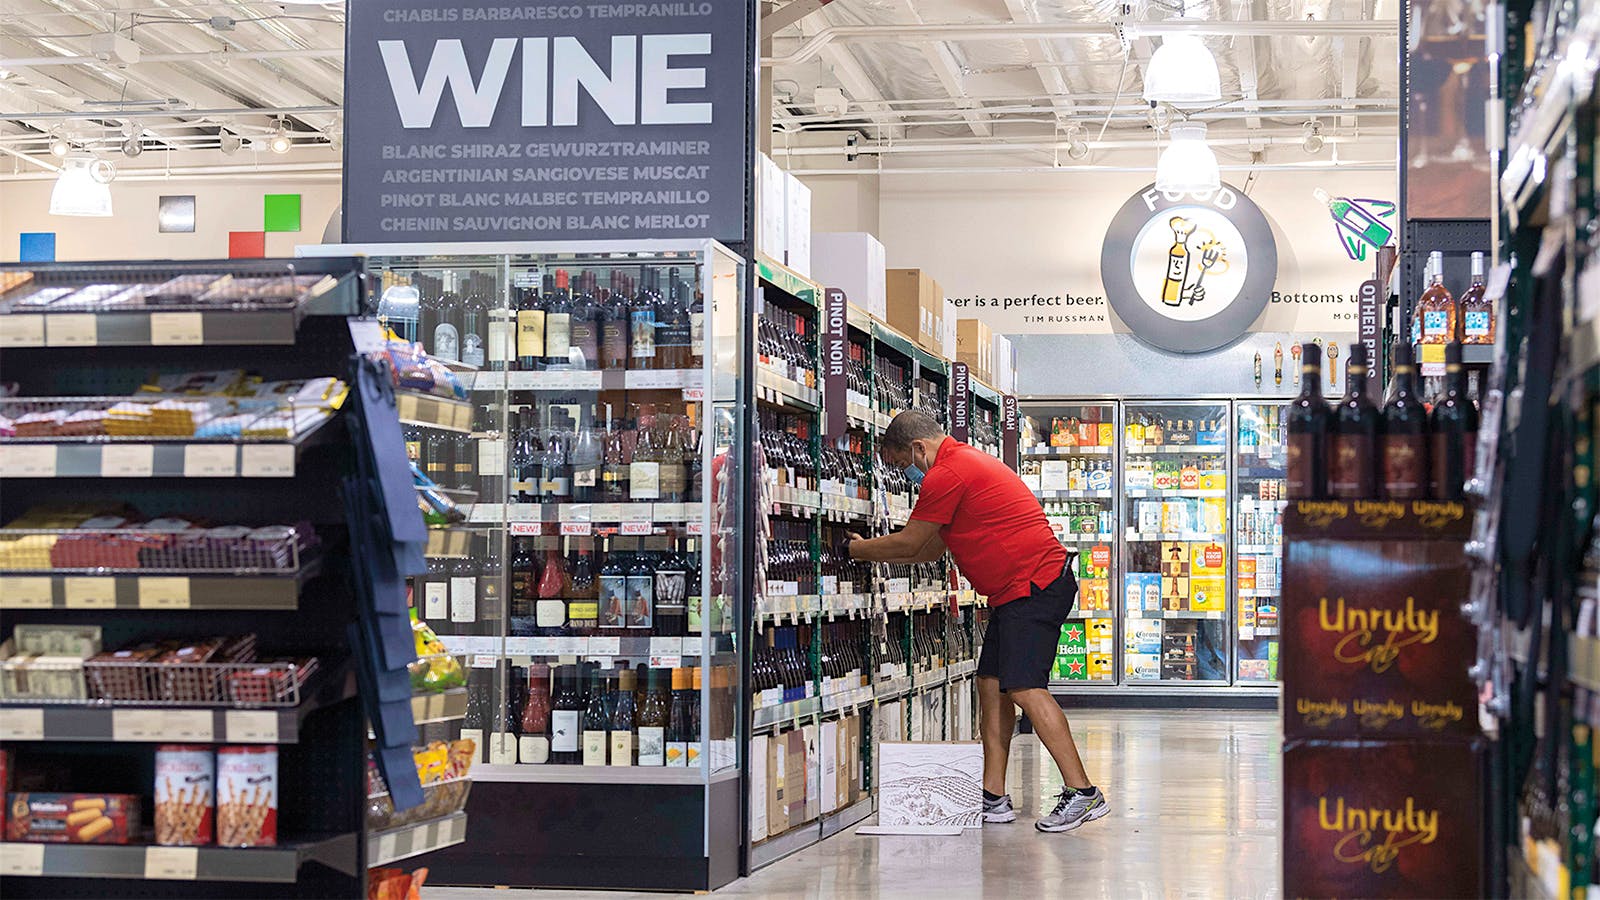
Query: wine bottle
[
  {"left": 1430, "top": 342, "right": 1480, "bottom": 499},
  {"left": 656, "top": 267, "right": 693, "bottom": 369},
  {"left": 509, "top": 537, "right": 537, "bottom": 620},
  {"left": 1381, "top": 341, "right": 1429, "bottom": 499},
  {"left": 1460, "top": 251, "right": 1493, "bottom": 344},
  {"left": 567, "top": 548, "right": 598, "bottom": 636},
  {"left": 544, "top": 270, "right": 573, "bottom": 368},
  {"left": 515, "top": 277, "right": 545, "bottom": 371},
  {"left": 537, "top": 547, "right": 567, "bottom": 635},
  {"left": 1418, "top": 250, "right": 1455, "bottom": 344},
  {"left": 600, "top": 550, "right": 627, "bottom": 634},
  {"left": 654, "top": 547, "right": 688, "bottom": 637},
  {"left": 449, "top": 553, "right": 478, "bottom": 624},
  {"left": 665, "top": 667, "right": 691, "bottom": 767},
  {"left": 518, "top": 664, "right": 551, "bottom": 764},
  {"left": 1280, "top": 341, "right": 1331, "bottom": 496},
  {"left": 1329, "top": 343, "right": 1379, "bottom": 499},
  {"left": 459, "top": 276, "right": 487, "bottom": 369},
  {"left": 601, "top": 271, "right": 630, "bottom": 370},
  {"left": 630, "top": 268, "right": 659, "bottom": 370},
  {"left": 631, "top": 411, "right": 662, "bottom": 500},
  {"left": 540, "top": 417, "right": 572, "bottom": 502},
  {"left": 570, "top": 418, "right": 602, "bottom": 502},
  {"left": 627, "top": 550, "right": 655, "bottom": 630},
  {"left": 432, "top": 271, "right": 462, "bottom": 363},
  {"left": 549, "top": 666, "right": 581, "bottom": 764},
  {"left": 570, "top": 270, "right": 601, "bottom": 370},
  {"left": 689, "top": 274, "right": 705, "bottom": 368},
  {"left": 636, "top": 668, "right": 668, "bottom": 766},
  {"left": 581, "top": 667, "right": 610, "bottom": 766},
  {"left": 609, "top": 667, "right": 637, "bottom": 766}
]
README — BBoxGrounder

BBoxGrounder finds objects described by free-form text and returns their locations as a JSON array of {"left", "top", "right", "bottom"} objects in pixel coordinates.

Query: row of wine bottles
[
  {"left": 1286, "top": 341, "right": 1479, "bottom": 500},
  {"left": 1412, "top": 250, "right": 1496, "bottom": 346},
  {"left": 402, "top": 266, "right": 706, "bottom": 372}
]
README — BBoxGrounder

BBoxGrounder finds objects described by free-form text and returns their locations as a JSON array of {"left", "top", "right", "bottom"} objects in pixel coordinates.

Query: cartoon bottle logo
[
  {"left": 1315, "top": 188, "right": 1396, "bottom": 262},
  {"left": 1162, "top": 216, "right": 1197, "bottom": 307}
]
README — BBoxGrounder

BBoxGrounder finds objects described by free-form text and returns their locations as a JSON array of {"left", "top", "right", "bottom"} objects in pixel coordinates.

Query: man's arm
[{"left": 846, "top": 519, "right": 947, "bottom": 564}]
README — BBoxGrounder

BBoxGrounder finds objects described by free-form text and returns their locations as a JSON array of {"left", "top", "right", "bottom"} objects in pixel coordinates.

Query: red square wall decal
[{"left": 229, "top": 231, "right": 266, "bottom": 259}]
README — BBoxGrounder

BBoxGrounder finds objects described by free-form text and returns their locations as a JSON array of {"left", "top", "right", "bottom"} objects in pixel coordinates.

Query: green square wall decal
[{"left": 263, "top": 194, "right": 301, "bottom": 232}]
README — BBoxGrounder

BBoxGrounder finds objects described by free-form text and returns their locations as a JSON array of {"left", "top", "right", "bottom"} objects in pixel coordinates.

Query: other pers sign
[{"left": 344, "top": 0, "right": 750, "bottom": 243}]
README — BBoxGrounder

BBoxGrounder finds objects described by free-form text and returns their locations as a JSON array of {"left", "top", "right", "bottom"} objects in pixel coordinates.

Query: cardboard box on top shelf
[
  {"left": 785, "top": 730, "right": 808, "bottom": 828},
  {"left": 956, "top": 318, "right": 994, "bottom": 383},
  {"left": 784, "top": 172, "right": 811, "bottom": 277},
  {"left": 993, "top": 334, "right": 1016, "bottom": 393},
  {"left": 750, "top": 734, "right": 769, "bottom": 842},
  {"left": 758, "top": 153, "right": 786, "bottom": 263},
  {"left": 886, "top": 268, "right": 944, "bottom": 351},
  {"left": 812, "top": 232, "right": 887, "bottom": 321},
  {"left": 767, "top": 731, "right": 785, "bottom": 836}
]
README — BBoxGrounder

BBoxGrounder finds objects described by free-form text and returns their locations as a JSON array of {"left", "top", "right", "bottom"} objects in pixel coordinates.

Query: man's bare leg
[
  {"left": 1008, "top": 687, "right": 1092, "bottom": 789},
  {"left": 978, "top": 675, "right": 1017, "bottom": 796}
]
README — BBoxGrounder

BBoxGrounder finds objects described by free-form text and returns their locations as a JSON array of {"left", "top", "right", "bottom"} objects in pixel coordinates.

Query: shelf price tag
[
  {"left": 45, "top": 314, "right": 96, "bottom": 347},
  {"left": 0, "top": 842, "right": 45, "bottom": 877},
  {"left": 144, "top": 846, "right": 199, "bottom": 880},
  {"left": 471, "top": 654, "right": 498, "bottom": 668},
  {"left": 150, "top": 312, "right": 205, "bottom": 346},
  {"left": 588, "top": 637, "right": 621, "bottom": 656},
  {"left": 183, "top": 444, "right": 237, "bottom": 477},
  {"left": 101, "top": 443, "right": 155, "bottom": 477},
  {"left": 376, "top": 832, "right": 399, "bottom": 865},
  {"left": 225, "top": 709, "right": 279, "bottom": 743},
  {"left": 137, "top": 577, "right": 191, "bottom": 609},
  {"left": 241, "top": 444, "right": 295, "bottom": 477},
  {"left": 163, "top": 709, "right": 214, "bottom": 742},
  {"left": 63, "top": 577, "right": 116, "bottom": 609},
  {"left": 681, "top": 636, "right": 703, "bottom": 658},
  {"left": 0, "top": 577, "right": 54, "bottom": 609},
  {"left": 0, "top": 314, "right": 46, "bottom": 348},
  {"left": 0, "top": 707, "right": 45, "bottom": 740},
  {"left": 112, "top": 709, "right": 164, "bottom": 741},
  {"left": 0, "top": 444, "right": 57, "bottom": 478}
]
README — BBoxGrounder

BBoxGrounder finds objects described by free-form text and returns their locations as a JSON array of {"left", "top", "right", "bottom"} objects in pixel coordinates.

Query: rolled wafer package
[
  {"left": 216, "top": 745, "right": 276, "bottom": 847},
  {"left": 155, "top": 745, "right": 214, "bottom": 846}
]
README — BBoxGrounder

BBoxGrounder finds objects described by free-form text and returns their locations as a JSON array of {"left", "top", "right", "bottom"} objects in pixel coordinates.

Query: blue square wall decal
[{"left": 19, "top": 232, "right": 56, "bottom": 262}]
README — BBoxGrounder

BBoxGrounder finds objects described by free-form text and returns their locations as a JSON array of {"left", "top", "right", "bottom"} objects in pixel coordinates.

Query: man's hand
[
  {"left": 845, "top": 520, "right": 946, "bottom": 564},
  {"left": 835, "top": 533, "right": 864, "bottom": 560}
]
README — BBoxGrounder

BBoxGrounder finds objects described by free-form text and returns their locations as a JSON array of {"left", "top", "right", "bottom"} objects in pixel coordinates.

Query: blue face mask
[{"left": 903, "top": 463, "right": 924, "bottom": 486}]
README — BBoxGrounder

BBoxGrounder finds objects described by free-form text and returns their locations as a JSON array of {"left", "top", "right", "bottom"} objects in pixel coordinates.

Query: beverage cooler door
[
  {"left": 1016, "top": 401, "right": 1118, "bottom": 686},
  {"left": 1233, "top": 401, "right": 1287, "bottom": 684},
  {"left": 1120, "top": 401, "right": 1231, "bottom": 685}
]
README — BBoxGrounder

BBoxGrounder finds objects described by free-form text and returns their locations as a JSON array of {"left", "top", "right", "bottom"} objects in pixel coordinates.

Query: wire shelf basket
[
  {"left": 0, "top": 393, "right": 335, "bottom": 441},
  {"left": 0, "top": 653, "right": 319, "bottom": 708},
  {"left": 0, "top": 524, "right": 311, "bottom": 574},
  {"left": 0, "top": 270, "right": 338, "bottom": 314}
]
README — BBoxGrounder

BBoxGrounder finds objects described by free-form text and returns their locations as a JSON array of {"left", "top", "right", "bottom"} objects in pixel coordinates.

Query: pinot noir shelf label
[
  {"left": 343, "top": 0, "right": 751, "bottom": 243},
  {"left": 949, "top": 362, "right": 971, "bottom": 443}
]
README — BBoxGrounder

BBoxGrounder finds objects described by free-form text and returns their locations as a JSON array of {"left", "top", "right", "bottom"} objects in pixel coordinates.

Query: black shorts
[{"left": 976, "top": 565, "right": 1078, "bottom": 692}]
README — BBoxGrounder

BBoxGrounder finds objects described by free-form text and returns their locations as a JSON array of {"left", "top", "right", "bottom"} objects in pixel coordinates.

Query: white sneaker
[
  {"left": 1035, "top": 787, "right": 1109, "bottom": 833},
  {"left": 982, "top": 793, "right": 1017, "bottom": 823}
]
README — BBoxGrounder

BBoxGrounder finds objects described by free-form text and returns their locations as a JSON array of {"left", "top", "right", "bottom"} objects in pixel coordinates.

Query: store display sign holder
[
  {"left": 1001, "top": 395, "right": 1019, "bottom": 469},
  {"left": 823, "top": 288, "right": 849, "bottom": 441},
  {"left": 949, "top": 362, "right": 971, "bottom": 443},
  {"left": 342, "top": 0, "right": 751, "bottom": 244}
]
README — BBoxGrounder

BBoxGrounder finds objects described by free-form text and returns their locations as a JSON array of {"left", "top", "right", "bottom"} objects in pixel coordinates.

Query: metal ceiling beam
[
  {"left": 764, "top": 19, "right": 1400, "bottom": 67},
  {"left": 1336, "top": 0, "right": 1375, "bottom": 128},
  {"left": 893, "top": 0, "right": 990, "bottom": 137},
  {"left": 1233, "top": 0, "right": 1264, "bottom": 142},
  {"left": 999, "top": 0, "right": 1077, "bottom": 121},
  {"left": 0, "top": 104, "right": 341, "bottom": 122},
  {"left": 0, "top": 47, "right": 342, "bottom": 68},
  {"left": 761, "top": 0, "right": 837, "bottom": 40},
  {"left": 796, "top": 14, "right": 903, "bottom": 140}
]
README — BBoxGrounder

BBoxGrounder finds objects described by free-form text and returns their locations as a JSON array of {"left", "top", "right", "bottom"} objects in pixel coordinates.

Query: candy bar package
[{"left": 5, "top": 793, "right": 142, "bottom": 844}]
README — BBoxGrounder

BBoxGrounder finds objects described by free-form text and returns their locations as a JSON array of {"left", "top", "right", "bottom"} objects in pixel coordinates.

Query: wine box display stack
[
  {"left": 1278, "top": 501, "right": 1483, "bottom": 898},
  {"left": 0, "top": 257, "right": 418, "bottom": 898}
]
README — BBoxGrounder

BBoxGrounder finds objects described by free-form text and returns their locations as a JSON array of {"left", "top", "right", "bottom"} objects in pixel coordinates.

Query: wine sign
[
  {"left": 822, "top": 288, "right": 849, "bottom": 441},
  {"left": 1001, "top": 395, "right": 1019, "bottom": 469},
  {"left": 343, "top": 0, "right": 752, "bottom": 243},
  {"left": 949, "top": 362, "right": 971, "bottom": 443}
]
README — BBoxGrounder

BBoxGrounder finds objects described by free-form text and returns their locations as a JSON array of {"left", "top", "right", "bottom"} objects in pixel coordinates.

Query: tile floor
[{"left": 425, "top": 709, "right": 1280, "bottom": 899}]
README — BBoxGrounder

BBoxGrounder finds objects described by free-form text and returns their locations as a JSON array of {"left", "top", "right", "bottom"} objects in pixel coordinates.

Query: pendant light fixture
[
  {"left": 49, "top": 157, "right": 114, "bottom": 217},
  {"left": 1154, "top": 121, "right": 1220, "bottom": 194},
  {"left": 1143, "top": 34, "right": 1222, "bottom": 103}
]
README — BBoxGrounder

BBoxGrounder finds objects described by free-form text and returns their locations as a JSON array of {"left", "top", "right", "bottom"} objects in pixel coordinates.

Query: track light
[
  {"left": 219, "top": 128, "right": 242, "bottom": 155},
  {"left": 49, "top": 129, "right": 70, "bottom": 157},
  {"left": 1064, "top": 123, "right": 1089, "bottom": 161},
  {"left": 121, "top": 131, "right": 144, "bottom": 157},
  {"left": 1302, "top": 120, "right": 1324, "bottom": 154},
  {"left": 268, "top": 119, "right": 292, "bottom": 154}
]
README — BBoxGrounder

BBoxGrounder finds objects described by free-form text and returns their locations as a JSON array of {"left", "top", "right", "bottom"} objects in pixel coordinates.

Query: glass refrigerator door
[
  {"left": 1017, "top": 401, "right": 1118, "bottom": 686},
  {"left": 1233, "top": 401, "right": 1288, "bottom": 683},
  {"left": 1121, "top": 401, "right": 1231, "bottom": 685}
]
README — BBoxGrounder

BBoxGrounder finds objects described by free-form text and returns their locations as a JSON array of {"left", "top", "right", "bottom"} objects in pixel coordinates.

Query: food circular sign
[{"left": 1100, "top": 184, "right": 1278, "bottom": 353}]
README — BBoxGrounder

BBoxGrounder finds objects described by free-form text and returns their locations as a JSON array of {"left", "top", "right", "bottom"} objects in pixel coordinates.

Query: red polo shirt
[{"left": 908, "top": 438, "right": 1066, "bottom": 606}]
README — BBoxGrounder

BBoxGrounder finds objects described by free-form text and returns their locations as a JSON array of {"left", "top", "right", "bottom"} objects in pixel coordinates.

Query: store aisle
[{"left": 426, "top": 709, "right": 1279, "bottom": 899}]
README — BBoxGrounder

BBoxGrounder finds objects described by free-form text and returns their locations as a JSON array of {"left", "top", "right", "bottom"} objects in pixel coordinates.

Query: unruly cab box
[
  {"left": 1283, "top": 739, "right": 1482, "bottom": 899},
  {"left": 1282, "top": 500, "right": 1478, "bottom": 740}
]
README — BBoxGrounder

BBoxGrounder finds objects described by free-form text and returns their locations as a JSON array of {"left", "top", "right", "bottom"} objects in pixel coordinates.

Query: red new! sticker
[
  {"left": 1204, "top": 544, "right": 1224, "bottom": 567},
  {"left": 1091, "top": 545, "right": 1111, "bottom": 568}
]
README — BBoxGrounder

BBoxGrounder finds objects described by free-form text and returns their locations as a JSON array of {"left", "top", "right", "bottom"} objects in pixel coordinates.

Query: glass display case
[
  {"left": 301, "top": 240, "right": 747, "bottom": 891},
  {"left": 1017, "top": 401, "right": 1118, "bottom": 686},
  {"left": 1120, "top": 401, "right": 1231, "bottom": 685},
  {"left": 1232, "top": 400, "right": 1288, "bottom": 683}
]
